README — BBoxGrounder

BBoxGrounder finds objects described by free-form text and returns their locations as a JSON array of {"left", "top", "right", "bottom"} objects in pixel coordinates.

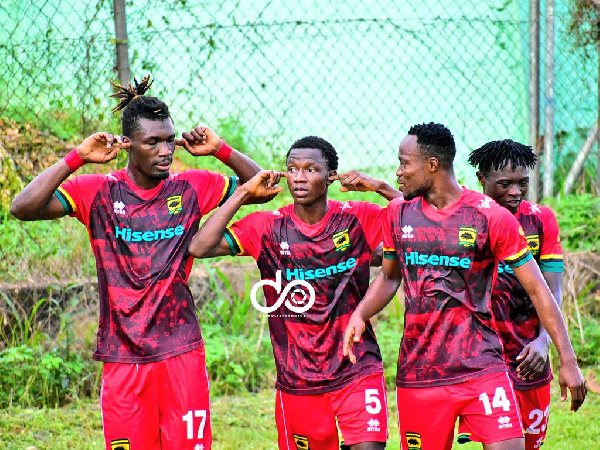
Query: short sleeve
[
  {"left": 183, "top": 170, "right": 237, "bottom": 216},
  {"left": 539, "top": 207, "right": 564, "bottom": 273},
  {"left": 55, "top": 174, "right": 104, "bottom": 226},
  {"left": 383, "top": 199, "right": 401, "bottom": 260},
  {"left": 487, "top": 205, "right": 532, "bottom": 268},
  {"left": 225, "top": 211, "right": 272, "bottom": 260},
  {"left": 350, "top": 201, "right": 384, "bottom": 251}
]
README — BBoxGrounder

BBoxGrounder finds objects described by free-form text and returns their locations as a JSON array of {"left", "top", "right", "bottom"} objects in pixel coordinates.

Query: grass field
[{"left": 1, "top": 384, "right": 597, "bottom": 449}]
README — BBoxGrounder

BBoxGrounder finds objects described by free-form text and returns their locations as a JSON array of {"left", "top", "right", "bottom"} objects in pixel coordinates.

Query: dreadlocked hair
[
  {"left": 408, "top": 122, "right": 456, "bottom": 169},
  {"left": 468, "top": 139, "right": 537, "bottom": 176},
  {"left": 287, "top": 135, "right": 339, "bottom": 170},
  {"left": 109, "top": 75, "right": 172, "bottom": 138}
]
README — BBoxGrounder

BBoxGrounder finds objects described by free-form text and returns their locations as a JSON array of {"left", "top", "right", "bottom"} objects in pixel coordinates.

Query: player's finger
[
  {"left": 174, "top": 138, "right": 186, "bottom": 147},
  {"left": 570, "top": 386, "right": 585, "bottom": 411},
  {"left": 181, "top": 131, "right": 195, "bottom": 143},
  {"left": 516, "top": 346, "right": 529, "bottom": 361},
  {"left": 339, "top": 186, "right": 350, "bottom": 192},
  {"left": 560, "top": 383, "right": 567, "bottom": 402},
  {"left": 190, "top": 128, "right": 204, "bottom": 142},
  {"left": 328, "top": 174, "right": 341, "bottom": 182}
]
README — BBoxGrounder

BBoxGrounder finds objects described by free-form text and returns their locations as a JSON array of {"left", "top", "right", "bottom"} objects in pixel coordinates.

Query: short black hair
[
  {"left": 109, "top": 75, "right": 172, "bottom": 138},
  {"left": 468, "top": 139, "right": 537, "bottom": 176},
  {"left": 286, "top": 136, "right": 338, "bottom": 171},
  {"left": 407, "top": 122, "right": 456, "bottom": 169}
]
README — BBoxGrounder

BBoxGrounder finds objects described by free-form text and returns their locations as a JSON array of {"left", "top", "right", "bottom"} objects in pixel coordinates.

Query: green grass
[{"left": 0, "top": 385, "right": 598, "bottom": 449}]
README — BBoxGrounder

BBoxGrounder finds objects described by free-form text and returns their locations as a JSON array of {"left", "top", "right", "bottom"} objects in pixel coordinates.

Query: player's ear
[
  {"left": 427, "top": 157, "right": 439, "bottom": 173},
  {"left": 327, "top": 170, "right": 337, "bottom": 185},
  {"left": 122, "top": 136, "right": 131, "bottom": 152},
  {"left": 476, "top": 172, "right": 486, "bottom": 189}
]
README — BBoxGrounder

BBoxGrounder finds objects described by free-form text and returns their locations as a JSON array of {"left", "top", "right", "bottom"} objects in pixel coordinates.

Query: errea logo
[
  {"left": 498, "top": 416, "right": 512, "bottom": 429},
  {"left": 280, "top": 241, "right": 291, "bottom": 255},
  {"left": 401, "top": 225, "right": 414, "bottom": 239},
  {"left": 367, "top": 418, "right": 380, "bottom": 432},
  {"left": 113, "top": 201, "right": 126, "bottom": 216}
]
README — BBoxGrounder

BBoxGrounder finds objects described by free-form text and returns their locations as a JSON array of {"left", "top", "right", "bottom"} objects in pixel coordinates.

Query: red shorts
[
  {"left": 397, "top": 372, "right": 523, "bottom": 450},
  {"left": 101, "top": 347, "right": 211, "bottom": 450},
  {"left": 516, "top": 383, "right": 551, "bottom": 449},
  {"left": 275, "top": 372, "right": 389, "bottom": 449}
]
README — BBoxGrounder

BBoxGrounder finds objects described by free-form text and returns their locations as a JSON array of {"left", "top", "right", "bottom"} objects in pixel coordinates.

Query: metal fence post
[
  {"left": 113, "top": 0, "right": 130, "bottom": 85},
  {"left": 543, "top": 0, "right": 555, "bottom": 199},
  {"left": 529, "top": 0, "right": 541, "bottom": 203}
]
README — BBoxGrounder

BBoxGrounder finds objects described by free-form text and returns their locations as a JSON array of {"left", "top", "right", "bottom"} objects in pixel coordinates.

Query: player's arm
[
  {"left": 188, "top": 170, "right": 284, "bottom": 258},
  {"left": 176, "top": 126, "right": 262, "bottom": 184},
  {"left": 370, "top": 243, "right": 383, "bottom": 267},
  {"left": 343, "top": 257, "right": 402, "bottom": 363},
  {"left": 512, "top": 259, "right": 586, "bottom": 411},
  {"left": 329, "top": 170, "right": 403, "bottom": 201},
  {"left": 516, "top": 269, "right": 562, "bottom": 380},
  {"left": 11, "top": 132, "right": 126, "bottom": 221}
]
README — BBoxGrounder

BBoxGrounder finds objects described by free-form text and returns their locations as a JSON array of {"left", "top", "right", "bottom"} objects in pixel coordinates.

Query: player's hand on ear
[
  {"left": 78, "top": 132, "right": 128, "bottom": 164},
  {"left": 330, "top": 170, "right": 383, "bottom": 193},
  {"left": 242, "top": 170, "right": 285, "bottom": 200},
  {"left": 343, "top": 311, "right": 366, "bottom": 364},
  {"left": 176, "top": 125, "right": 223, "bottom": 156}
]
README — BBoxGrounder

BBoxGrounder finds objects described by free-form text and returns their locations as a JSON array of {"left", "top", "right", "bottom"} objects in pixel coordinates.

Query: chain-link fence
[{"left": 1, "top": 0, "right": 597, "bottom": 191}]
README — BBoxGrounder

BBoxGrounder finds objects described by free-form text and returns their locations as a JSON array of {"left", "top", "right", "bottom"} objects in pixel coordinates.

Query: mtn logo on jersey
[
  {"left": 167, "top": 195, "right": 183, "bottom": 214},
  {"left": 405, "top": 432, "right": 422, "bottom": 449},
  {"left": 405, "top": 252, "right": 472, "bottom": 269},
  {"left": 526, "top": 234, "right": 540, "bottom": 255},
  {"left": 115, "top": 225, "right": 185, "bottom": 242},
  {"left": 458, "top": 226, "right": 477, "bottom": 247},
  {"left": 286, "top": 258, "right": 357, "bottom": 280},
  {"left": 293, "top": 434, "right": 309, "bottom": 450},
  {"left": 333, "top": 228, "right": 351, "bottom": 251}
]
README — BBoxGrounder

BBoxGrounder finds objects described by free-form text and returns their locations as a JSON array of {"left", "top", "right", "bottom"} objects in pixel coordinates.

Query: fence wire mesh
[{"left": 0, "top": 0, "right": 597, "bottom": 191}]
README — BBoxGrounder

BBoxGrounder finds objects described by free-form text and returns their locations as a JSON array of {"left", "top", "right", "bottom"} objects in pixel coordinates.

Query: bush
[{"left": 544, "top": 194, "right": 600, "bottom": 252}]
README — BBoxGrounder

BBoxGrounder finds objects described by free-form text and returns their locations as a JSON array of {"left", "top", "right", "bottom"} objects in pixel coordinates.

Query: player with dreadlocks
[
  {"left": 463, "top": 140, "right": 565, "bottom": 449},
  {"left": 343, "top": 123, "right": 586, "bottom": 450},
  {"left": 11, "top": 75, "right": 265, "bottom": 450}
]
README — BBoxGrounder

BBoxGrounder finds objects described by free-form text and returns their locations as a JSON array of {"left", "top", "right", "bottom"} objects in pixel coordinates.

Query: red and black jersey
[
  {"left": 55, "top": 168, "right": 236, "bottom": 363},
  {"left": 492, "top": 200, "right": 563, "bottom": 390},
  {"left": 226, "top": 200, "right": 384, "bottom": 395},
  {"left": 382, "top": 189, "right": 532, "bottom": 388}
]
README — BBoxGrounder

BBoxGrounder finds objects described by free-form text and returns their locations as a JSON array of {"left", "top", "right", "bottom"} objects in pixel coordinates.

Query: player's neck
[
  {"left": 423, "top": 176, "right": 463, "bottom": 210},
  {"left": 292, "top": 198, "right": 329, "bottom": 225},
  {"left": 126, "top": 166, "right": 163, "bottom": 190}
]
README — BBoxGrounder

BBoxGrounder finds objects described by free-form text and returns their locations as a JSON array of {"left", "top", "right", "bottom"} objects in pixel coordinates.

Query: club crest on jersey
[
  {"left": 293, "top": 434, "right": 310, "bottom": 449},
  {"left": 113, "top": 201, "right": 126, "bottom": 216},
  {"left": 110, "top": 438, "right": 130, "bottom": 450},
  {"left": 401, "top": 224, "right": 414, "bottom": 239},
  {"left": 167, "top": 195, "right": 183, "bottom": 214},
  {"left": 526, "top": 234, "right": 540, "bottom": 255},
  {"left": 458, "top": 226, "right": 477, "bottom": 247},
  {"left": 405, "top": 431, "right": 422, "bottom": 449},
  {"left": 280, "top": 240, "right": 291, "bottom": 255},
  {"left": 333, "top": 228, "right": 351, "bottom": 251}
]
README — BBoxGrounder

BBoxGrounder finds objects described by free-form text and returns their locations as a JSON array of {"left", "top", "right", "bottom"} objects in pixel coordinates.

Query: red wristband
[
  {"left": 213, "top": 141, "right": 232, "bottom": 163},
  {"left": 64, "top": 149, "right": 85, "bottom": 171}
]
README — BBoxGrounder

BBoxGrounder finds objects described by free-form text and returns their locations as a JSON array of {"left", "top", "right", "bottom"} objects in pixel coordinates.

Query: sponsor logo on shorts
[
  {"left": 367, "top": 418, "right": 380, "bottom": 432},
  {"left": 167, "top": 194, "right": 183, "bottom": 214},
  {"left": 405, "top": 431, "right": 422, "bottom": 449},
  {"left": 293, "top": 434, "right": 310, "bottom": 449},
  {"left": 110, "top": 438, "right": 130, "bottom": 450},
  {"left": 333, "top": 228, "right": 351, "bottom": 251},
  {"left": 458, "top": 226, "right": 477, "bottom": 247},
  {"left": 498, "top": 416, "right": 513, "bottom": 429},
  {"left": 526, "top": 234, "right": 540, "bottom": 255}
]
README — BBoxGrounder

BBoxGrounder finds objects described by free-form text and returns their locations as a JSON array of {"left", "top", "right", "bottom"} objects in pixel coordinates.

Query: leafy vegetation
[{"left": 545, "top": 194, "right": 600, "bottom": 252}]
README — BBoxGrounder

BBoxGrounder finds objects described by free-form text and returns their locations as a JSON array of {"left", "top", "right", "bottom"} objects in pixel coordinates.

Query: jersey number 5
[
  {"left": 478, "top": 387, "right": 511, "bottom": 415},
  {"left": 365, "top": 389, "right": 382, "bottom": 414},
  {"left": 182, "top": 409, "right": 207, "bottom": 439}
]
